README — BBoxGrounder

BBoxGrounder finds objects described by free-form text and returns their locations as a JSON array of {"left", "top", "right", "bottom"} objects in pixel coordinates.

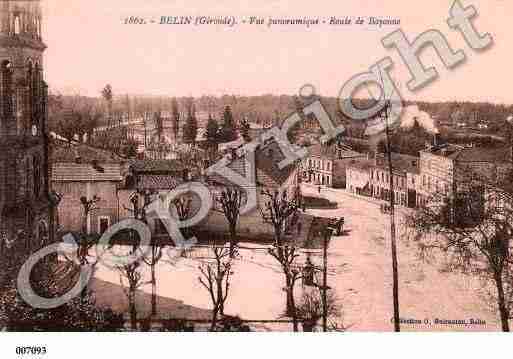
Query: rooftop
[
  {"left": 130, "top": 159, "right": 186, "bottom": 174},
  {"left": 347, "top": 158, "right": 376, "bottom": 172},
  {"left": 422, "top": 143, "right": 512, "bottom": 164},
  {"left": 376, "top": 152, "right": 420, "bottom": 174},
  {"left": 307, "top": 143, "right": 365, "bottom": 160},
  {"left": 51, "top": 141, "right": 125, "bottom": 164},
  {"left": 51, "top": 142, "right": 126, "bottom": 182}
]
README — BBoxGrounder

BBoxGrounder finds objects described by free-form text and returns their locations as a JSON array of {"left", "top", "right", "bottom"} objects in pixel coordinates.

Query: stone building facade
[
  {"left": 51, "top": 142, "right": 127, "bottom": 236},
  {"left": 302, "top": 143, "right": 368, "bottom": 189},
  {"left": 0, "top": 0, "right": 55, "bottom": 253}
]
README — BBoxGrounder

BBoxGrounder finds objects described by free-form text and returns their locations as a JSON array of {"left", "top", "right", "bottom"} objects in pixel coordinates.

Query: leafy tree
[
  {"left": 56, "top": 110, "right": 81, "bottom": 144},
  {"left": 171, "top": 98, "right": 180, "bottom": 140},
  {"left": 377, "top": 120, "right": 432, "bottom": 156},
  {"left": 219, "top": 106, "right": 237, "bottom": 143},
  {"left": 183, "top": 99, "right": 198, "bottom": 144},
  {"left": 206, "top": 115, "right": 219, "bottom": 144},
  {"left": 101, "top": 84, "right": 113, "bottom": 126},
  {"left": 153, "top": 111, "right": 164, "bottom": 143}
]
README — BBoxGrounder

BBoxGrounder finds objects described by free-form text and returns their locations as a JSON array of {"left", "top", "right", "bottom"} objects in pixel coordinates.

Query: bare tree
[
  {"left": 125, "top": 193, "right": 164, "bottom": 318},
  {"left": 141, "top": 244, "right": 162, "bottom": 317},
  {"left": 117, "top": 260, "right": 145, "bottom": 330},
  {"left": 215, "top": 188, "right": 243, "bottom": 258},
  {"left": 260, "top": 189, "right": 302, "bottom": 331},
  {"left": 407, "top": 171, "right": 513, "bottom": 331},
  {"left": 65, "top": 195, "right": 102, "bottom": 301},
  {"left": 172, "top": 194, "right": 193, "bottom": 249},
  {"left": 296, "top": 289, "right": 344, "bottom": 332},
  {"left": 198, "top": 244, "right": 236, "bottom": 331}
]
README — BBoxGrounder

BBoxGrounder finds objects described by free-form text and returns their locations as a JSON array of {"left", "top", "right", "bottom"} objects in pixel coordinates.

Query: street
[{"left": 93, "top": 186, "right": 501, "bottom": 331}]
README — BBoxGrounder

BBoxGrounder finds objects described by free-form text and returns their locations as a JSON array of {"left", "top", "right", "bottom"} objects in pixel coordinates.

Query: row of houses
[
  {"left": 345, "top": 141, "right": 512, "bottom": 208},
  {"left": 50, "top": 138, "right": 329, "bottom": 247}
]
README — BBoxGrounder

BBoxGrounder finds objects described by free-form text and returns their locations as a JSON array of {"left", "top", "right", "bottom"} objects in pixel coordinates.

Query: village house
[
  {"left": 196, "top": 138, "right": 332, "bottom": 246},
  {"left": 346, "top": 137, "right": 513, "bottom": 210},
  {"left": 418, "top": 142, "right": 512, "bottom": 204},
  {"left": 369, "top": 153, "right": 419, "bottom": 208},
  {"left": 346, "top": 152, "right": 422, "bottom": 208},
  {"left": 201, "top": 139, "right": 300, "bottom": 240},
  {"left": 117, "top": 159, "right": 189, "bottom": 240},
  {"left": 346, "top": 159, "right": 374, "bottom": 196},
  {"left": 302, "top": 143, "right": 367, "bottom": 188},
  {"left": 50, "top": 141, "right": 128, "bottom": 236}
]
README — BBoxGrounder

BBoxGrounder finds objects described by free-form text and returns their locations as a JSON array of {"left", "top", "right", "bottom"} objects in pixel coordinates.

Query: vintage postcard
[{"left": 0, "top": 0, "right": 512, "bottom": 355}]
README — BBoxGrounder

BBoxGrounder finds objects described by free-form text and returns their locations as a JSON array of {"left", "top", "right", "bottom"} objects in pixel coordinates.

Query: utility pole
[
  {"left": 321, "top": 228, "right": 331, "bottom": 332},
  {"left": 382, "top": 100, "right": 401, "bottom": 332}
]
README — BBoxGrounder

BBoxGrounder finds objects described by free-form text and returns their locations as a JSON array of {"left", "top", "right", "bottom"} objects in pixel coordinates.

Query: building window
[
  {"left": 14, "top": 15, "right": 21, "bottom": 35},
  {"left": 99, "top": 216, "right": 110, "bottom": 235},
  {"left": 33, "top": 155, "right": 41, "bottom": 198}
]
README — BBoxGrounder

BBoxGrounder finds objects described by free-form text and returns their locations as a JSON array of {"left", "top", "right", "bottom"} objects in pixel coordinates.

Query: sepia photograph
[{"left": 0, "top": 0, "right": 512, "bottom": 357}]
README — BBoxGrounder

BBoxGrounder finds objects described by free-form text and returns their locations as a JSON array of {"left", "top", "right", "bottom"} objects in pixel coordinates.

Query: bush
[{"left": 302, "top": 196, "right": 338, "bottom": 209}]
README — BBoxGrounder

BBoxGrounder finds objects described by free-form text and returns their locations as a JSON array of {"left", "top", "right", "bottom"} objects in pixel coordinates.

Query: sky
[{"left": 41, "top": 0, "right": 512, "bottom": 104}]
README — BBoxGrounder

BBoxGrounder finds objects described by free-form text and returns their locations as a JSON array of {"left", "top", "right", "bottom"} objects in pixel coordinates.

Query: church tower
[{"left": 0, "top": 0, "right": 54, "bottom": 254}]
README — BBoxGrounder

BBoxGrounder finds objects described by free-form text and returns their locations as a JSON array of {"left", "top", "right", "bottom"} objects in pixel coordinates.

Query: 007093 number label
[{"left": 16, "top": 346, "right": 47, "bottom": 356}]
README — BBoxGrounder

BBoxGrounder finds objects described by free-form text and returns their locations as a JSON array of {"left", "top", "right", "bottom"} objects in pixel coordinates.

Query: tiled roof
[
  {"left": 131, "top": 159, "right": 186, "bottom": 173},
  {"left": 206, "top": 139, "right": 298, "bottom": 187},
  {"left": 307, "top": 143, "right": 365, "bottom": 160},
  {"left": 52, "top": 163, "right": 123, "bottom": 182},
  {"left": 255, "top": 140, "right": 298, "bottom": 186},
  {"left": 137, "top": 175, "right": 183, "bottom": 190},
  {"left": 421, "top": 144, "right": 464, "bottom": 159},
  {"left": 376, "top": 152, "right": 419, "bottom": 173},
  {"left": 51, "top": 141, "right": 125, "bottom": 163},
  {"left": 454, "top": 146, "right": 512, "bottom": 164},
  {"left": 422, "top": 143, "right": 512, "bottom": 164}
]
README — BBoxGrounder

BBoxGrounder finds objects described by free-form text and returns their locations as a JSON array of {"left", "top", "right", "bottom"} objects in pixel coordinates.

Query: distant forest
[{"left": 48, "top": 89, "right": 513, "bottom": 144}]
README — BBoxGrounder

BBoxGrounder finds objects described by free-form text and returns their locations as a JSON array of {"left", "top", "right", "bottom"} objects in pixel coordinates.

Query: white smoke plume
[{"left": 400, "top": 105, "right": 439, "bottom": 134}]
